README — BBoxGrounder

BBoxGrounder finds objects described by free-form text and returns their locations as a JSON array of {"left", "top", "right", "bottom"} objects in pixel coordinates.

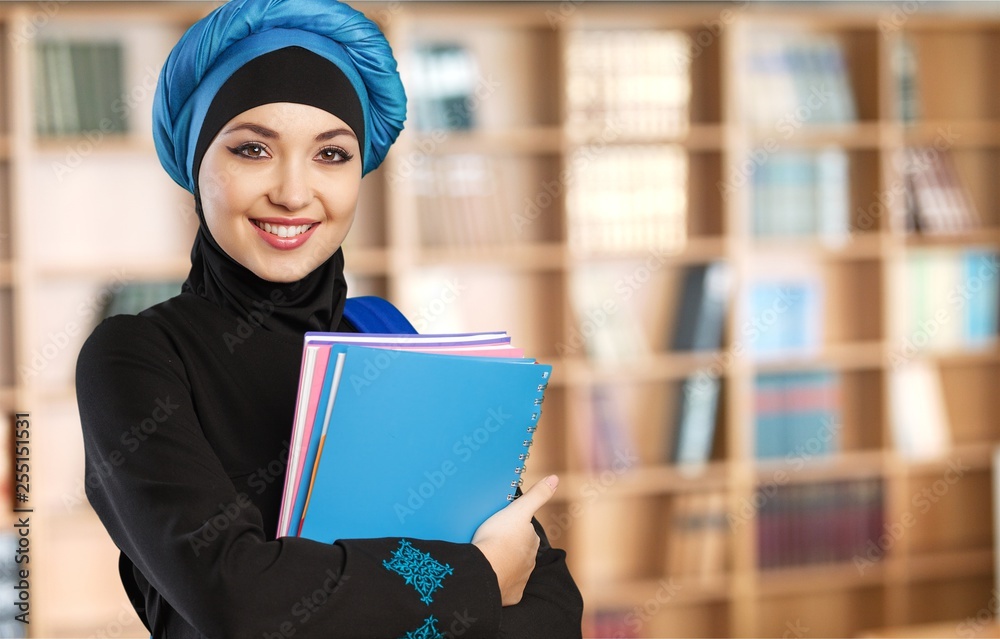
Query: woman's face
[{"left": 198, "top": 102, "right": 362, "bottom": 282}]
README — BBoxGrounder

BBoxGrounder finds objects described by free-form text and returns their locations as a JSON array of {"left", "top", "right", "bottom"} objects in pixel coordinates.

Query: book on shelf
[
  {"left": 568, "top": 265, "right": 650, "bottom": 362},
  {"left": 743, "top": 31, "right": 857, "bottom": 126},
  {"left": 754, "top": 370, "right": 841, "bottom": 461},
  {"left": 893, "top": 248, "right": 999, "bottom": 354},
  {"left": 889, "top": 359, "right": 951, "bottom": 460},
  {"left": 757, "top": 479, "right": 882, "bottom": 570},
  {"left": 903, "top": 147, "right": 980, "bottom": 235},
  {"left": 671, "top": 375, "right": 722, "bottom": 468},
  {"left": 0, "top": 532, "right": 26, "bottom": 635},
  {"left": 746, "top": 268, "right": 824, "bottom": 359},
  {"left": 408, "top": 43, "right": 479, "bottom": 131},
  {"left": 34, "top": 39, "right": 128, "bottom": 137},
  {"left": 413, "top": 154, "right": 516, "bottom": 249},
  {"left": 671, "top": 262, "right": 731, "bottom": 352},
  {"left": 564, "top": 28, "right": 691, "bottom": 138},
  {"left": 586, "top": 609, "right": 639, "bottom": 639},
  {"left": 278, "top": 331, "right": 551, "bottom": 544},
  {"left": 665, "top": 490, "right": 729, "bottom": 580},
  {"left": 566, "top": 144, "right": 687, "bottom": 254},
  {"left": 893, "top": 35, "right": 920, "bottom": 124},
  {"left": 100, "top": 280, "right": 184, "bottom": 320},
  {"left": 578, "top": 385, "right": 636, "bottom": 473},
  {"left": 751, "top": 148, "right": 850, "bottom": 241}
]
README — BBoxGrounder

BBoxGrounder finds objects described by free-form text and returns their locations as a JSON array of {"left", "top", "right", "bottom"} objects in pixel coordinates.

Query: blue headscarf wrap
[{"left": 153, "top": 0, "right": 406, "bottom": 192}]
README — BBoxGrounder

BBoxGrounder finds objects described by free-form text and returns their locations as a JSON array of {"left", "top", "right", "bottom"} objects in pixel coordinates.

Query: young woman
[{"left": 76, "top": 1, "right": 583, "bottom": 636}]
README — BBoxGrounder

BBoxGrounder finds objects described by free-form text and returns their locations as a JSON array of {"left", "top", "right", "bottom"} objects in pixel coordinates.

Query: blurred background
[{"left": 3, "top": 0, "right": 1000, "bottom": 637}]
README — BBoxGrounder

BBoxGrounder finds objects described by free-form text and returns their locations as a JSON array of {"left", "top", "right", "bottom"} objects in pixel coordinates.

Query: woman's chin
[{"left": 249, "top": 259, "right": 318, "bottom": 283}]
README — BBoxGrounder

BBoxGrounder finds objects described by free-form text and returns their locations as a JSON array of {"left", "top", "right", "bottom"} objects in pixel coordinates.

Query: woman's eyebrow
[
  {"left": 315, "top": 128, "right": 357, "bottom": 142},
  {"left": 223, "top": 122, "right": 278, "bottom": 138}
]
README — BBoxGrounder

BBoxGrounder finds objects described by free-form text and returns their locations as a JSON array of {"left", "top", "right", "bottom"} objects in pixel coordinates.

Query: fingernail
[{"left": 545, "top": 475, "right": 559, "bottom": 490}]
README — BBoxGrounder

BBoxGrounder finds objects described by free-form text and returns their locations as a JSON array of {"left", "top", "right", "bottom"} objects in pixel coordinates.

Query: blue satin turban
[{"left": 152, "top": 0, "right": 407, "bottom": 192}]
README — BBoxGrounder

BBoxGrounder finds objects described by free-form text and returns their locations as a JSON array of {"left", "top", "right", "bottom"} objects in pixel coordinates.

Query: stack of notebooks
[{"left": 276, "top": 331, "right": 551, "bottom": 543}]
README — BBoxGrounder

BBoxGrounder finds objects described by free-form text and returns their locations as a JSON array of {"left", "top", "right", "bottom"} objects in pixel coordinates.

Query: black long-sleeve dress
[{"left": 77, "top": 289, "right": 583, "bottom": 638}]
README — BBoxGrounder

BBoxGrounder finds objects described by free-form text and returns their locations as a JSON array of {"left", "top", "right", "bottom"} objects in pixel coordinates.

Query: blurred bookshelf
[{"left": 3, "top": 1, "right": 1000, "bottom": 637}]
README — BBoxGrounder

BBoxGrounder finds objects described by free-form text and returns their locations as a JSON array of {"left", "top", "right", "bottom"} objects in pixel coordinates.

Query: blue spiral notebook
[{"left": 298, "top": 344, "right": 550, "bottom": 544}]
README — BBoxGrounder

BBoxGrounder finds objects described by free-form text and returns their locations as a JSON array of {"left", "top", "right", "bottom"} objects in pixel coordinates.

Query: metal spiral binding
[{"left": 508, "top": 373, "right": 547, "bottom": 501}]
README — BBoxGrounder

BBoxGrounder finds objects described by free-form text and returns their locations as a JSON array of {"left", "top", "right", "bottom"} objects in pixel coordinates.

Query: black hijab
[{"left": 182, "top": 46, "right": 366, "bottom": 334}]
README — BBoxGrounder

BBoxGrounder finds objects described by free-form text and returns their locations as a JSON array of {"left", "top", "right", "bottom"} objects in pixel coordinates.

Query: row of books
[
  {"left": 903, "top": 147, "right": 981, "bottom": 235},
  {"left": 750, "top": 148, "right": 850, "bottom": 239},
  {"left": 566, "top": 144, "right": 688, "bottom": 254},
  {"left": 755, "top": 371, "right": 841, "bottom": 461},
  {"left": 743, "top": 31, "right": 857, "bottom": 126},
  {"left": 665, "top": 491, "right": 729, "bottom": 579},
  {"left": 567, "top": 264, "right": 652, "bottom": 363},
  {"left": 34, "top": 39, "right": 128, "bottom": 137},
  {"left": 564, "top": 29, "right": 691, "bottom": 137},
  {"left": 894, "top": 248, "right": 999, "bottom": 353},
  {"left": 889, "top": 360, "right": 951, "bottom": 461},
  {"left": 893, "top": 36, "right": 920, "bottom": 124},
  {"left": 747, "top": 274, "right": 824, "bottom": 358},
  {"left": 757, "top": 479, "right": 883, "bottom": 570},
  {"left": 100, "top": 280, "right": 183, "bottom": 320},
  {"left": 412, "top": 155, "right": 519, "bottom": 248},
  {"left": 576, "top": 386, "right": 637, "bottom": 473},
  {"left": 407, "top": 44, "right": 478, "bottom": 132}
]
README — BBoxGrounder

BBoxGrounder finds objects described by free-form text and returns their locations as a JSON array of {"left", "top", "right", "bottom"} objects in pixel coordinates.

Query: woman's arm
[
  {"left": 78, "top": 315, "right": 503, "bottom": 639},
  {"left": 495, "top": 496, "right": 584, "bottom": 637}
]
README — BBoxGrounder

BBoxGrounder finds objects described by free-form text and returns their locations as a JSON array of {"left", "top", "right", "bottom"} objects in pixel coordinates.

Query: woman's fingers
[{"left": 508, "top": 474, "right": 559, "bottom": 520}]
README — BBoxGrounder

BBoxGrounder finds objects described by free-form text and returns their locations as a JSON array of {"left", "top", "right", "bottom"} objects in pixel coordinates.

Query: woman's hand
[{"left": 472, "top": 475, "right": 559, "bottom": 606}]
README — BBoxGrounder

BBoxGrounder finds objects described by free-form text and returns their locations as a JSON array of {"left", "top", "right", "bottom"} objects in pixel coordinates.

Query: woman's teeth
[{"left": 253, "top": 220, "right": 313, "bottom": 238}]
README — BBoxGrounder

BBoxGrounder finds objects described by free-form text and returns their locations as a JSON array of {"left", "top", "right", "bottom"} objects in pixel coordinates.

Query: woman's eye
[
  {"left": 317, "top": 146, "right": 354, "bottom": 163},
  {"left": 228, "top": 142, "right": 270, "bottom": 159}
]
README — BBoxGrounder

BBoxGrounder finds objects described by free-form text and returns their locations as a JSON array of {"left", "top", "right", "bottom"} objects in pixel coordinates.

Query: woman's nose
[{"left": 268, "top": 159, "right": 313, "bottom": 211}]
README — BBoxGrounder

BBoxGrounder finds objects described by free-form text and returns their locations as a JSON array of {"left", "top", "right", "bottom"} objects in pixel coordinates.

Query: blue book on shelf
[
  {"left": 755, "top": 373, "right": 785, "bottom": 460},
  {"left": 964, "top": 249, "right": 999, "bottom": 345},
  {"left": 299, "top": 345, "right": 550, "bottom": 544},
  {"left": 673, "top": 375, "right": 722, "bottom": 466}
]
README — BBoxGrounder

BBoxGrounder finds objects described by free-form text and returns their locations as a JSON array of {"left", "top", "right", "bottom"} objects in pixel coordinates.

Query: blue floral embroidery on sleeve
[
  {"left": 383, "top": 539, "right": 454, "bottom": 605},
  {"left": 400, "top": 615, "right": 445, "bottom": 639}
]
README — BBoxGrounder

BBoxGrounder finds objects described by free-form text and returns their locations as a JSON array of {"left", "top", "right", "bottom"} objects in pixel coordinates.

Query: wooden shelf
[
  {"left": 35, "top": 258, "right": 190, "bottom": 281},
  {"left": 569, "top": 235, "right": 727, "bottom": 265},
  {"left": 560, "top": 462, "right": 730, "bottom": 499},
  {"left": 412, "top": 242, "right": 565, "bottom": 271},
  {"left": 860, "top": 619, "right": 1000, "bottom": 639},
  {"left": 561, "top": 351, "right": 734, "bottom": 385},
  {"left": 899, "top": 547, "right": 994, "bottom": 583},
  {"left": 753, "top": 449, "right": 886, "bottom": 484},
  {"left": 756, "top": 560, "right": 887, "bottom": 596},
  {"left": 408, "top": 125, "right": 563, "bottom": 156},
  {"left": 750, "top": 232, "right": 886, "bottom": 261},
  {"left": 745, "top": 121, "right": 884, "bottom": 150},
  {"left": 898, "top": 441, "right": 997, "bottom": 474},
  {"left": 904, "top": 120, "right": 1000, "bottom": 149},
  {"left": 565, "top": 123, "right": 726, "bottom": 151},
  {"left": 905, "top": 228, "right": 1000, "bottom": 249},
  {"left": 752, "top": 340, "right": 888, "bottom": 372},
  {"left": 33, "top": 135, "right": 156, "bottom": 156},
  {"left": 584, "top": 574, "right": 732, "bottom": 608}
]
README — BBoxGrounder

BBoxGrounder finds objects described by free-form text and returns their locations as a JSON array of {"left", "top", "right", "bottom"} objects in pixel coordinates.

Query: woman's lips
[{"left": 250, "top": 218, "right": 319, "bottom": 250}]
